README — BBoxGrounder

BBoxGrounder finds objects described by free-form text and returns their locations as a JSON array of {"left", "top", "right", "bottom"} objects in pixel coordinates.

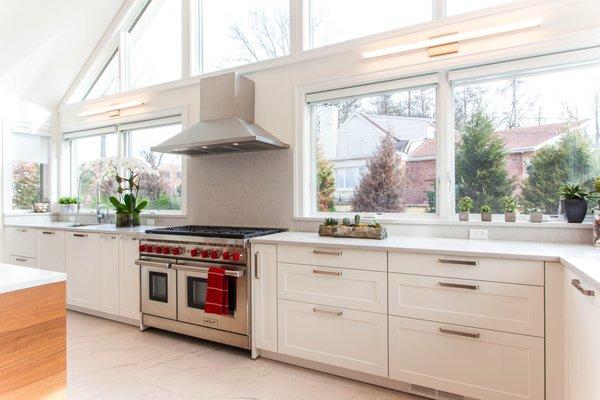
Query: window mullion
[
  {"left": 182, "top": 0, "right": 191, "bottom": 79},
  {"left": 119, "top": 31, "right": 129, "bottom": 92},
  {"left": 437, "top": 71, "right": 453, "bottom": 219},
  {"left": 290, "top": 0, "right": 304, "bottom": 58},
  {"left": 433, "top": 0, "right": 446, "bottom": 19}
]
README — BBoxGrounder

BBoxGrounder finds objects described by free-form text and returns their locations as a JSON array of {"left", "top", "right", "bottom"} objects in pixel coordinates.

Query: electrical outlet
[
  {"left": 146, "top": 218, "right": 155, "bottom": 226},
  {"left": 469, "top": 229, "right": 488, "bottom": 240}
]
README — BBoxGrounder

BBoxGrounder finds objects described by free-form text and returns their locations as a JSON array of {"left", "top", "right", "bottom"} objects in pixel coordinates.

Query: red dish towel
[{"left": 204, "top": 267, "right": 229, "bottom": 315}]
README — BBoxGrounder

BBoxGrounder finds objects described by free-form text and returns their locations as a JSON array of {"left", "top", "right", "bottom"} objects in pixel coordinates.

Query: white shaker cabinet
[
  {"left": 66, "top": 232, "right": 101, "bottom": 310},
  {"left": 119, "top": 235, "right": 141, "bottom": 321},
  {"left": 6, "top": 227, "right": 37, "bottom": 259},
  {"left": 99, "top": 234, "right": 120, "bottom": 315},
  {"left": 36, "top": 230, "right": 66, "bottom": 273},
  {"left": 251, "top": 243, "right": 278, "bottom": 353},
  {"left": 565, "top": 269, "right": 600, "bottom": 400}
]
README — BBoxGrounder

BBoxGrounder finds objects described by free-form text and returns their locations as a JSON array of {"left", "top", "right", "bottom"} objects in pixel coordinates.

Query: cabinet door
[
  {"left": 119, "top": 236, "right": 140, "bottom": 321},
  {"left": 99, "top": 234, "right": 120, "bottom": 315},
  {"left": 7, "top": 227, "right": 37, "bottom": 258},
  {"left": 252, "top": 243, "right": 278, "bottom": 352},
  {"left": 66, "top": 232, "right": 100, "bottom": 310},
  {"left": 36, "top": 230, "right": 66, "bottom": 273},
  {"left": 278, "top": 299, "right": 388, "bottom": 377},
  {"left": 8, "top": 255, "right": 36, "bottom": 268},
  {"left": 389, "top": 316, "right": 544, "bottom": 400},
  {"left": 566, "top": 270, "right": 600, "bottom": 400}
]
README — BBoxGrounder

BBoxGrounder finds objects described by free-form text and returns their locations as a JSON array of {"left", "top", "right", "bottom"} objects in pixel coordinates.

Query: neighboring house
[
  {"left": 320, "top": 110, "right": 435, "bottom": 204},
  {"left": 406, "top": 121, "right": 587, "bottom": 207}
]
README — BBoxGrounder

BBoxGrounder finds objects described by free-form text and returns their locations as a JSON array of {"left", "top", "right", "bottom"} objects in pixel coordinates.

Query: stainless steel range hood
[{"left": 151, "top": 73, "right": 289, "bottom": 156}]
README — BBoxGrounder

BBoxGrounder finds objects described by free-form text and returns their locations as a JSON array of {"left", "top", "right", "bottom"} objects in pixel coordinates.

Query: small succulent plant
[
  {"left": 341, "top": 217, "right": 351, "bottom": 226},
  {"left": 560, "top": 183, "right": 589, "bottom": 200},
  {"left": 500, "top": 196, "right": 517, "bottom": 213},
  {"left": 481, "top": 204, "right": 492, "bottom": 214},
  {"left": 354, "top": 214, "right": 361, "bottom": 226},
  {"left": 458, "top": 196, "right": 473, "bottom": 213},
  {"left": 323, "top": 218, "right": 339, "bottom": 226}
]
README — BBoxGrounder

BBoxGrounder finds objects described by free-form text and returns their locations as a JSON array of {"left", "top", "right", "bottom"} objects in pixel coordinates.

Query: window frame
[
  {"left": 63, "top": 116, "right": 186, "bottom": 215},
  {"left": 295, "top": 46, "right": 600, "bottom": 223}
]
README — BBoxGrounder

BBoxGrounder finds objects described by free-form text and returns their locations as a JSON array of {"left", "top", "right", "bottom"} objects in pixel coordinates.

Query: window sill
[{"left": 56, "top": 211, "right": 187, "bottom": 218}]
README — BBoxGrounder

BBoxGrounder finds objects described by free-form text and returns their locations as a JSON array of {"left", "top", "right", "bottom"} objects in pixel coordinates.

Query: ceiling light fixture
[
  {"left": 362, "top": 17, "right": 543, "bottom": 59},
  {"left": 77, "top": 100, "right": 144, "bottom": 117}
]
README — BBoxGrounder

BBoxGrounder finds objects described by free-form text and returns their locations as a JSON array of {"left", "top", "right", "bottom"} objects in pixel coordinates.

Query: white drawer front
[
  {"left": 8, "top": 255, "right": 37, "bottom": 268},
  {"left": 278, "top": 245, "right": 386, "bottom": 272},
  {"left": 278, "top": 263, "right": 387, "bottom": 313},
  {"left": 389, "top": 274, "right": 544, "bottom": 337},
  {"left": 7, "top": 227, "right": 37, "bottom": 258},
  {"left": 278, "top": 299, "right": 387, "bottom": 377},
  {"left": 389, "top": 316, "right": 544, "bottom": 400},
  {"left": 389, "top": 253, "right": 543, "bottom": 286}
]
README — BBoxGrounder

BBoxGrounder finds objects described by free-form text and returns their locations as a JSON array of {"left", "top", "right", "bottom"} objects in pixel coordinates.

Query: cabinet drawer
[
  {"left": 7, "top": 227, "right": 37, "bottom": 258},
  {"left": 389, "top": 316, "right": 544, "bottom": 400},
  {"left": 278, "top": 299, "right": 387, "bottom": 377},
  {"left": 389, "top": 253, "right": 543, "bottom": 285},
  {"left": 278, "top": 263, "right": 386, "bottom": 313},
  {"left": 389, "top": 274, "right": 544, "bottom": 336},
  {"left": 8, "top": 255, "right": 36, "bottom": 268},
  {"left": 278, "top": 245, "right": 386, "bottom": 272}
]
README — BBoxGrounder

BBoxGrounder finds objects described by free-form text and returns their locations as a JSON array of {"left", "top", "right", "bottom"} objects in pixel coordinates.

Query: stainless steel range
[{"left": 135, "top": 225, "right": 284, "bottom": 349}]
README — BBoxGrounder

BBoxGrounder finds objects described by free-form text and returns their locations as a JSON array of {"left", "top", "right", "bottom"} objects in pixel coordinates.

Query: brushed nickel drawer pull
[
  {"left": 438, "top": 258, "right": 479, "bottom": 266},
  {"left": 572, "top": 279, "right": 595, "bottom": 297},
  {"left": 313, "top": 269, "right": 342, "bottom": 276},
  {"left": 73, "top": 233, "right": 88, "bottom": 238},
  {"left": 313, "top": 249, "right": 343, "bottom": 256},
  {"left": 438, "top": 282, "right": 479, "bottom": 290},
  {"left": 313, "top": 308, "right": 343, "bottom": 317},
  {"left": 42, "top": 231, "right": 55, "bottom": 235},
  {"left": 15, "top": 229, "right": 27, "bottom": 233},
  {"left": 15, "top": 257, "right": 28, "bottom": 262},
  {"left": 439, "top": 327, "right": 480, "bottom": 339}
]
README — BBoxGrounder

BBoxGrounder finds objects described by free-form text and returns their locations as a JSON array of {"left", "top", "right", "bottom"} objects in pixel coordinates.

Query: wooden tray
[{"left": 318, "top": 225, "right": 387, "bottom": 240}]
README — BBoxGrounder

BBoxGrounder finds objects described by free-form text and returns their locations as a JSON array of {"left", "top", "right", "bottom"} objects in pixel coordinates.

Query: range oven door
[
  {"left": 175, "top": 261, "right": 248, "bottom": 335},
  {"left": 138, "top": 258, "right": 177, "bottom": 320}
]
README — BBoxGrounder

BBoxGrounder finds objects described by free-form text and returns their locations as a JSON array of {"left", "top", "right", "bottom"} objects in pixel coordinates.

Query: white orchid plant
[{"left": 83, "top": 157, "right": 158, "bottom": 215}]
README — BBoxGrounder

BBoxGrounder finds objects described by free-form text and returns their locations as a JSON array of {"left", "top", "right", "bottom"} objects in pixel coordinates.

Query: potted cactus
[
  {"left": 457, "top": 196, "right": 473, "bottom": 221},
  {"left": 560, "top": 184, "right": 589, "bottom": 223},
  {"left": 480, "top": 204, "right": 492, "bottom": 222},
  {"left": 500, "top": 196, "right": 517, "bottom": 222},
  {"left": 529, "top": 208, "right": 544, "bottom": 223}
]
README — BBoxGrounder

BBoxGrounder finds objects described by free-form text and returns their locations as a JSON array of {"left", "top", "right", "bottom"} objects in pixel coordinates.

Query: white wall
[{"left": 57, "top": 0, "right": 600, "bottom": 241}]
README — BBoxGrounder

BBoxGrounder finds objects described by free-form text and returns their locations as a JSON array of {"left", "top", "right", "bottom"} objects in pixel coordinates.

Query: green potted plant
[
  {"left": 107, "top": 158, "right": 157, "bottom": 227},
  {"left": 457, "top": 196, "right": 473, "bottom": 221},
  {"left": 560, "top": 184, "right": 589, "bottom": 223},
  {"left": 480, "top": 204, "right": 492, "bottom": 222},
  {"left": 500, "top": 196, "right": 517, "bottom": 222},
  {"left": 58, "top": 196, "right": 78, "bottom": 213},
  {"left": 529, "top": 207, "right": 544, "bottom": 223}
]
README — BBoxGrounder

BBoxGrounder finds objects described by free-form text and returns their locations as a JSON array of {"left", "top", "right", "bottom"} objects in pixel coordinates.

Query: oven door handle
[
  {"left": 135, "top": 259, "right": 172, "bottom": 269},
  {"left": 173, "top": 264, "right": 245, "bottom": 278}
]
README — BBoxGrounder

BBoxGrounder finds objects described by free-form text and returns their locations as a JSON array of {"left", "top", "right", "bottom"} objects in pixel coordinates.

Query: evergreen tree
[
  {"left": 351, "top": 133, "right": 407, "bottom": 212},
  {"left": 521, "top": 130, "right": 596, "bottom": 213},
  {"left": 455, "top": 111, "right": 514, "bottom": 212},
  {"left": 316, "top": 144, "right": 336, "bottom": 212}
]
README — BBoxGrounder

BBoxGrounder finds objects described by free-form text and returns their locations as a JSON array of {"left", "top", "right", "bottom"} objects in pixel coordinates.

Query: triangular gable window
[{"left": 84, "top": 49, "right": 119, "bottom": 101}]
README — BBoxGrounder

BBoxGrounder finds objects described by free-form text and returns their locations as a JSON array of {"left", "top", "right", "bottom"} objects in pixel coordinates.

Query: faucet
[
  {"left": 77, "top": 169, "right": 110, "bottom": 223},
  {"left": 97, "top": 204, "right": 109, "bottom": 224}
]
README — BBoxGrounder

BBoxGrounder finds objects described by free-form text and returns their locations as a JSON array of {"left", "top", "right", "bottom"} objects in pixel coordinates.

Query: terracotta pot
[
  {"left": 481, "top": 212, "right": 492, "bottom": 222},
  {"left": 116, "top": 212, "right": 141, "bottom": 227},
  {"left": 504, "top": 212, "right": 516, "bottom": 222},
  {"left": 459, "top": 212, "right": 469, "bottom": 221}
]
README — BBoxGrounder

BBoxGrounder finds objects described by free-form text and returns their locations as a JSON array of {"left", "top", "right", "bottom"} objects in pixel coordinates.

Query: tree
[
  {"left": 455, "top": 111, "right": 514, "bottom": 212},
  {"left": 351, "top": 133, "right": 407, "bottom": 212},
  {"left": 336, "top": 98, "right": 361, "bottom": 124},
  {"left": 500, "top": 78, "right": 537, "bottom": 129},
  {"left": 591, "top": 82, "right": 600, "bottom": 144},
  {"left": 371, "top": 94, "right": 398, "bottom": 115},
  {"left": 316, "top": 144, "right": 336, "bottom": 212},
  {"left": 454, "top": 85, "right": 486, "bottom": 131},
  {"left": 12, "top": 161, "right": 41, "bottom": 209},
  {"left": 521, "top": 129, "right": 596, "bottom": 213}
]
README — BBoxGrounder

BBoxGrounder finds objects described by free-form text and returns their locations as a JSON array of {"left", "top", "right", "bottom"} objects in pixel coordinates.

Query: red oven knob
[
  {"left": 163, "top": 246, "right": 172, "bottom": 254},
  {"left": 190, "top": 248, "right": 199, "bottom": 257},
  {"left": 146, "top": 245, "right": 155, "bottom": 253},
  {"left": 210, "top": 250, "right": 221, "bottom": 259},
  {"left": 139, "top": 244, "right": 147, "bottom": 252},
  {"left": 156, "top": 246, "right": 163, "bottom": 254},
  {"left": 201, "top": 249, "right": 209, "bottom": 258},
  {"left": 172, "top": 247, "right": 183, "bottom": 255},
  {"left": 232, "top": 251, "right": 241, "bottom": 262},
  {"left": 222, "top": 251, "right": 231, "bottom": 260}
]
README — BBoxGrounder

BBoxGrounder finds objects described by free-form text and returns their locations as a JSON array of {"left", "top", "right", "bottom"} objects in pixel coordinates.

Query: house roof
[
  {"left": 360, "top": 114, "right": 434, "bottom": 139},
  {"left": 409, "top": 120, "right": 586, "bottom": 160}
]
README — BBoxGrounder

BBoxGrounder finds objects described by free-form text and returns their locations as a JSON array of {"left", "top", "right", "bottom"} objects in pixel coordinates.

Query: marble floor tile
[{"left": 67, "top": 312, "right": 421, "bottom": 400}]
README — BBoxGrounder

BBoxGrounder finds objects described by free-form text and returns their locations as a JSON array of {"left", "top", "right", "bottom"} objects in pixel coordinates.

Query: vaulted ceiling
[{"left": 0, "top": 0, "right": 125, "bottom": 107}]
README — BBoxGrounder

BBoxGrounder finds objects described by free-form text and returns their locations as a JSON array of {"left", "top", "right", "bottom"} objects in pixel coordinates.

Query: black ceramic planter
[{"left": 564, "top": 199, "right": 588, "bottom": 223}]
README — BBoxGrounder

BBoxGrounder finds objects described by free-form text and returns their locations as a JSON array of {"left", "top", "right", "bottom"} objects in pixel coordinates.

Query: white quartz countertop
[
  {"left": 251, "top": 232, "right": 600, "bottom": 287},
  {"left": 4, "top": 221, "right": 163, "bottom": 236},
  {"left": 0, "top": 264, "right": 66, "bottom": 294}
]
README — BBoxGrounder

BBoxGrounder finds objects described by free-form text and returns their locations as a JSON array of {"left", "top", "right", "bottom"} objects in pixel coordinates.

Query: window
[
  {"left": 198, "top": 0, "right": 290, "bottom": 73},
  {"left": 65, "top": 119, "right": 184, "bottom": 213},
  {"left": 307, "top": 0, "right": 432, "bottom": 49},
  {"left": 308, "top": 79, "right": 437, "bottom": 215},
  {"left": 10, "top": 132, "right": 50, "bottom": 210},
  {"left": 69, "top": 132, "right": 119, "bottom": 210},
  {"left": 446, "top": 0, "right": 515, "bottom": 17},
  {"left": 128, "top": 0, "right": 182, "bottom": 89},
  {"left": 452, "top": 64, "right": 600, "bottom": 215},
  {"left": 84, "top": 49, "right": 119, "bottom": 101},
  {"left": 126, "top": 124, "right": 183, "bottom": 211}
]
